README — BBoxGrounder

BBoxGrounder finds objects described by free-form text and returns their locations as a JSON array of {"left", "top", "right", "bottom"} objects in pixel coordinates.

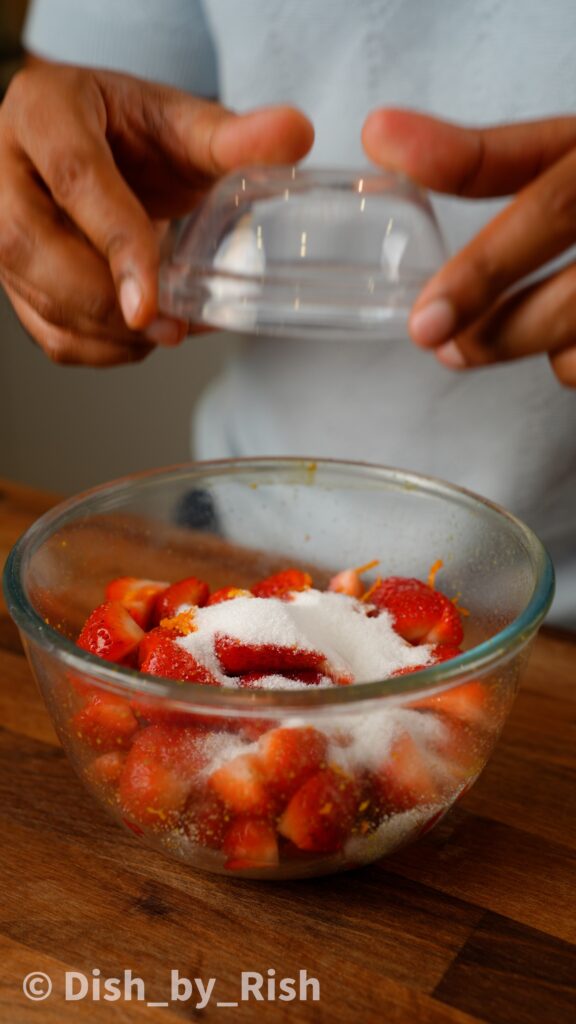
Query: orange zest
[
  {"left": 159, "top": 609, "right": 197, "bottom": 635},
  {"left": 427, "top": 559, "right": 444, "bottom": 590},
  {"left": 361, "top": 577, "right": 383, "bottom": 604},
  {"left": 353, "top": 559, "right": 380, "bottom": 576}
]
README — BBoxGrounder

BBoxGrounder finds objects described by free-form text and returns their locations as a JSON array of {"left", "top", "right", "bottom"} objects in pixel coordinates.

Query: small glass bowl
[
  {"left": 159, "top": 167, "right": 446, "bottom": 340},
  {"left": 3, "top": 459, "right": 553, "bottom": 880}
]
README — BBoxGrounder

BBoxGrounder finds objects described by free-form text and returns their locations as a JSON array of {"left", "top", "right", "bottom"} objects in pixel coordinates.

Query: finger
[
  {"left": 5, "top": 281, "right": 156, "bottom": 367},
  {"left": 5, "top": 68, "right": 161, "bottom": 330},
  {"left": 432, "top": 263, "right": 576, "bottom": 380},
  {"left": 408, "top": 147, "right": 576, "bottom": 348},
  {"left": 0, "top": 144, "right": 186, "bottom": 345},
  {"left": 362, "top": 108, "right": 576, "bottom": 197}
]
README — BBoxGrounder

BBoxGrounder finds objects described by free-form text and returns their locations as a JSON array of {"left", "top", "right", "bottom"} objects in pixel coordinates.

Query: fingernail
[
  {"left": 144, "top": 317, "right": 185, "bottom": 346},
  {"left": 120, "top": 276, "right": 142, "bottom": 325},
  {"left": 411, "top": 298, "right": 456, "bottom": 347},
  {"left": 436, "top": 340, "right": 467, "bottom": 369}
]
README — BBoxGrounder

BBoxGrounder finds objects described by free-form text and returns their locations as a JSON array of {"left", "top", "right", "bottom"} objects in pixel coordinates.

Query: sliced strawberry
[
  {"left": 89, "top": 750, "right": 126, "bottom": 787},
  {"left": 118, "top": 724, "right": 207, "bottom": 829},
  {"left": 72, "top": 692, "right": 138, "bottom": 750},
  {"left": 327, "top": 568, "right": 364, "bottom": 598},
  {"left": 278, "top": 766, "right": 359, "bottom": 853},
  {"left": 238, "top": 670, "right": 328, "bottom": 688},
  {"left": 251, "top": 569, "right": 312, "bottom": 599},
  {"left": 138, "top": 626, "right": 181, "bottom": 665},
  {"left": 105, "top": 577, "right": 168, "bottom": 630},
  {"left": 207, "top": 587, "right": 252, "bottom": 606},
  {"left": 208, "top": 752, "right": 275, "bottom": 817},
  {"left": 184, "top": 792, "right": 230, "bottom": 849},
  {"left": 411, "top": 680, "right": 490, "bottom": 728},
  {"left": 140, "top": 632, "right": 219, "bottom": 686},
  {"left": 257, "top": 727, "right": 328, "bottom": 803},
  {"left": 77, "top": 600, "right": 145, "bottom": 665},
  {"left": 153, "top": 576, "right": 210, "bottom": 623},
  {"left": 369, "top": 577, "right": 463, "bottom": 646},
  {"left": 223, "top": 817, "right": 279, "bottom": 870},
  {"left": 215, "top": 636, "right": 326, "bottom": 677},
  {"left": 374, "top": 733, "right": 440, "bottom": 812},
  {"left": 391, "top": 644, "right": 463, "bottom": 677}
]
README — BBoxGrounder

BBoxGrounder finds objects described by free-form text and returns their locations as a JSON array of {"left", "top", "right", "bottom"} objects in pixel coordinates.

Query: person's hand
[
  {"left": 362, "top": 108, "right": 576, "bottom": 387},
  {"left": 0, "top": 64, "right": 313, "bottom": 365}
]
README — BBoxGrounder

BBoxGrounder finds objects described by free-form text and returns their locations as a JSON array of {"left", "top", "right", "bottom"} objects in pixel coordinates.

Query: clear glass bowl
[
  {"left": 3, "top": 459, "right": 553, "bottom": 880},
  {"left": 159, "top": 167, "right": 446, "bottom": 341}
]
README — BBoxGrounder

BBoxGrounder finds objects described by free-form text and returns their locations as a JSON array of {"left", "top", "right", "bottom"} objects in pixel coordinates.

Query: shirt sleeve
[{"left": 23, "top": 0, "right": 218, "bottom": 96}]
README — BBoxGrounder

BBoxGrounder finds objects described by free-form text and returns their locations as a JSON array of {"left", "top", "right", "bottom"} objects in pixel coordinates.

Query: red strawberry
[
  {"left": 369, "top": 577, "right": 463, "bottom": 646},
  {"left": 140, "top": 631, "right": 219, "bottom": 686},
  {"left": 411, "top": 680, "right": 490, "bottom": 728},
  {"left": 278, "top": 766, "right": 359, "bottom": 853},
  {"left": 251, "top": 569, "right": 312, "bottom": 599},
  {"left": 72, "top": 692, "right": 138, "bottom": 750},
  {"left": 77, "top": 601, "right": 145, "bottom": 665},
  {"left": 374, "top": 733, "right": 440, "bottom": 812},
  {"left": 118, "top": 724, "right": 207, "bottom": 829},
  {"left": 105, "top": 577, "right": 168, "bottom": 630},
  {"left": 238, "top": 670, "right": 328, "bottom": 688},
  {"left": 215, "top": 636, "right": 326, "bottom": 677},
  {"left": 88, "top": 750, "right": 126, "bottom": 787},
  {"left": 392, "top": 644, "right": 463, "bottom": 677},
  {"left": 154, "top": 576, "right": 210, "bottom": 623},
  {"left": 184, "top": 792, "right": 230, "bottom": 849},
  {"left": 208, "top": 753, "right": 275, "bottom": 817},
  {"left": 207, "top": 587, "right": 252, "bottom": 606},
  {"left": 222, "top": 817, "right": 279, "bottom": 870},
  {"left": 257, "top": 727, "right": 328, "bottom": 802}
]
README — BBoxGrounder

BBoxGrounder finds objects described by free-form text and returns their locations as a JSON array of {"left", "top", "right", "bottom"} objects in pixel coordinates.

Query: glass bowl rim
[{"left": 3, "top": 456, "right": 555, "bottom": 711}]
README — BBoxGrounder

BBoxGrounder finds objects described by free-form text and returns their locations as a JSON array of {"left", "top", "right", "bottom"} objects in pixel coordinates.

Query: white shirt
[{"left": 25, "top": 0, "right": 576, "bottom": 626}]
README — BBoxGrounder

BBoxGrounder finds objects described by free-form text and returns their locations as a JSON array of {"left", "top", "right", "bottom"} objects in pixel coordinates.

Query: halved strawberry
[
  {"left": 153, "top": 576, "right": 210, "bottom": 623},
  {"left": 208, "top": 752, "right": 275, "bottom": 817},
  {"left": 411, "top": 680, "right": 490, "bottom": 728},
  {"left": 118, "top": 724, "right": 207, "bottom": 829},
  {"left": 391, "top": 644, "right": 463, "bottom": 677},
  {"left": 238, "top": 670, "right": 328, "bottom": 688},
  {"left": 369, "top": 577, "right": 463, "bottom": 646},
  {"left": 105, "top": 577, "right": 168, "bottom": 630},
  {"left": 207, "top": 587, "right": 252, "bottom": 606},
  {"left": 327, "top": 568, "right": 364, "bottom": 598},
  {"left": 77, "top": 601, "right": 145, "bottom": 665},
  {"left": 72, "top": 692, "right": 138, "bottom": 750},
  {"left": 278, "top": 766, "right": 359, "bottom": 853},
  {"left": 374, "top": 733, "right": 440, "bottom": 812},
  {"left": 184, "top": 792, "right": 230, "bottom": 849},
  {"left": 215, "top": 636, "right": 326, "bottom": 677},
  {"left": 251, "top": 569, "right": 312, "bottom": 600},
  {"left": 140, "top": 632, "right": 219, "bottom": 686},
  {"left": 223, "top": 817, "right": 279, "bottom": 870},
  {"left": 257, "top": 727, "right": 328, "bottom": 803},
  {"left": 89, "top": 750, "right": 126, "bottom": 787}
]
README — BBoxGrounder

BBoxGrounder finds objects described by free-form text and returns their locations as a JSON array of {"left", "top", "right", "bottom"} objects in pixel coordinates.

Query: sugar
[{"left": 177, "top": 590, "right": 432, "bottom": 688}]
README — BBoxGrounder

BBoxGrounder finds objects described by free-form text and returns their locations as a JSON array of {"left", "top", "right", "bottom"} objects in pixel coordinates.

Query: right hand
[{"left": 0, "top": 64, "right": 314, "bottom": 365}]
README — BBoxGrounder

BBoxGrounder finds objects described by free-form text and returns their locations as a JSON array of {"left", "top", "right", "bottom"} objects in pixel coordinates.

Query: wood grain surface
[{"left": 0, "top": 477, "right": 575, "bottom": 1024}]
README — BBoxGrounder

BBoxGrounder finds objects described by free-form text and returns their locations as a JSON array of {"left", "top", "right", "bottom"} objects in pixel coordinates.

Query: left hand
[{"left": 362, "top": 108, "right": 576, "bottom": 387}]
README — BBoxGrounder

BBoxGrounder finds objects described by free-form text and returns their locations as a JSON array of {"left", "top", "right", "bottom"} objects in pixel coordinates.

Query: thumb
[{"left": 362, "top": 107, "right": 576, "bottom": 197}]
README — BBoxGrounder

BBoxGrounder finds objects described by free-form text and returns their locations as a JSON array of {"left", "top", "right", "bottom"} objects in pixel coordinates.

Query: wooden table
[{"left": 0, "top": 478, "right": 575, "bottom": 1024}]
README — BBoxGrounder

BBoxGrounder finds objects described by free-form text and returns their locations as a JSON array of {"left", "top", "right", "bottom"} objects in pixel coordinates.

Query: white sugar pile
[{"left": 176, "top": 590, "right": 432, "bottom": 687}]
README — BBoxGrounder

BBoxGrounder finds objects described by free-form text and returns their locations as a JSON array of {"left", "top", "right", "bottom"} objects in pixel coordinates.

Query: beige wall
[{"left": 0, "top": 289, "right": 237, "bottom": 494}]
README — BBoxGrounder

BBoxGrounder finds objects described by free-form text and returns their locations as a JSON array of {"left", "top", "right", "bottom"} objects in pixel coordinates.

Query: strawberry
[
  {"left": 140, "top": 631, "right": 219, "bottom": 686},
  {"left": 208, "top": 753, "right": 275, "bottom": 817},
  {"left": 184, "top": 792, "right": 230, "bottom": 849},
  {"left": 278, "top": 766, "right": 359, "bottom": 853},
  {"left": 105, "top": 577, "right": 168, "bottom": 630},
  {"left": 77, "top": 601, "right": 145, "bottom": 665},
  {"left": 72, "top": 692, "right": 138, "bottom": 750},
  {"left": 251, "top": 569, "right": 312, "bottom": 599},
  {"left": 369, "top": 577, "right": 463, "bottom": 646},
  {"left": 153, "top": 576, "right": 210, "bottom": 623},
  {"left": 374, "top": 733, "right": 440, "bottom": 812},
  {"left": 238, "top": 670, "right": 328, "bottom": 688},
  {"left": 257, "top": 727, "right": 328, "bottom": 802},
  {"left": 411, "top": 680, "right": 490, "bottom": 728},
  {"left": 88, "top": 750, "right": 126, "bottom": 787},
  {"left": 327, "top": 568, "right": 364, "bottom": 598},
  {"left": 391, "top": 644, "right": 463, "bottom": 677},
  {"left": 222, "top": 817, "right": 279, "bottom": 870},
  {"left": 215, "top": 636, "right": 326, "bottom": 677},
  {"left": 118, "top": 724, "right": 207, "bottom": 829},
  {"left": 207, "top": 587, "right": 252, "bottom": 606}
]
